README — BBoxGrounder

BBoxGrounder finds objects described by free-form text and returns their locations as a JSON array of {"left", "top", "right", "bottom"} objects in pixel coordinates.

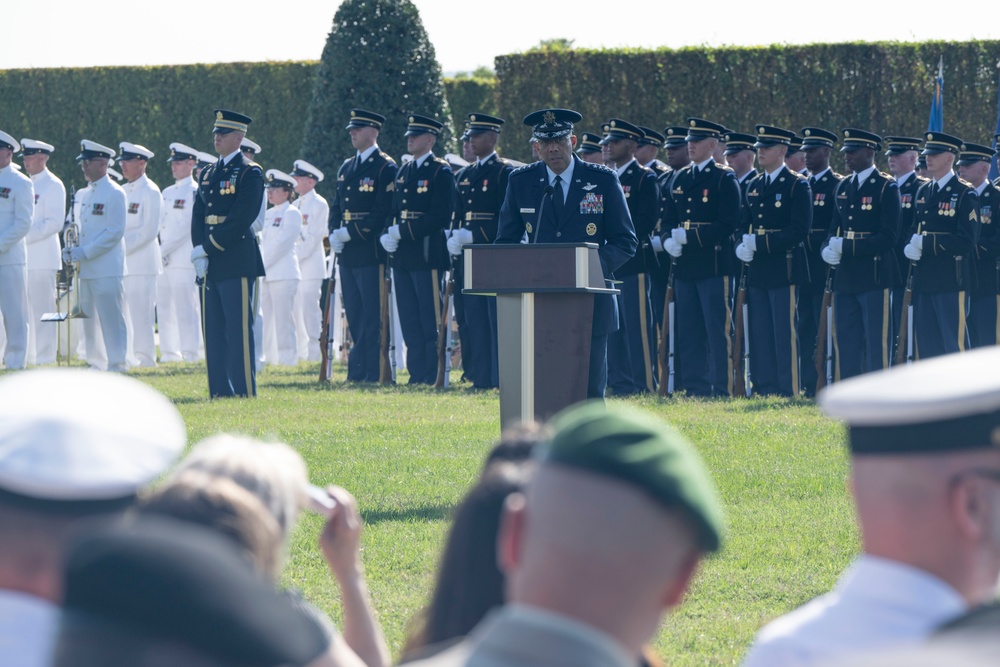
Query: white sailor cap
[
  {"left": 197, "top": 151, "right": 217, "bottom": 166},
  {"left": 265, "top": 168, "right": 295, "bottom": 188},
  {"left": 168, "top": 142, "right": 199, "bottom": 162},
  {"left": 76, "top": 139, "right": 115, "bottom": 161},
  {"left": 20, "top": 138, "right": 54, "bottom": 155},
  {"left": 444, "top": 153, "right": 470, "bottom": 168},
  {"left": 0, "top": 369, "right": 185, "bottom": 506},
  {"left": 0, "top": 130, "right": 21, "bottom": 153},
  {"left": 118, "top": 141, "right": 154, "bottom": 161},
  {"left": 819, "top": 348, "right": 1000, "bottom": 454},
  {"left": 108, "top": 167, "right": 124, "bottom": 182},
  {"left": 241, "top": 137, "right": 261, "bottom": 156},
  {"left": 291, "top": 159, "right": 324, "bottom": 182}
]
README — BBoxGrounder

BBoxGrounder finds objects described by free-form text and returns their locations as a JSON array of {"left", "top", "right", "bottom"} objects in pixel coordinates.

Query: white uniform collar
[
  {"left": 695, "top": 157, "right": 714, "bottom": 171},
  {"left": 839, "top": 554, "right": 967, "bottom": 623},
  {"left": 895, "top": 170, "right": 916, "bottom": 185},
  {"left": 615, "top": 158, "right": 636, "bottom": 177},
  {"left": 221, "top": 149, "right": 240, "bottom": 166},
  {"left": 975, "top": 180, "right": 989, "bottom": 195},
  {"left": 934, "top": 171, "right": 955, "bottom": 190},
  {"left": 357, "top": 144, "right": 378, "bottom": 163},
  {"left": 852, "top": 165, "right": 876, "bottom": 183},
  {"left": 413, "top": 152, "right": 434, "bottom": 169},
  {"left": 477, "top": 151, "right": 497, "bottom": 167},
  {"left": 809, "top": 167, "right": 830, "bottom": 180}
]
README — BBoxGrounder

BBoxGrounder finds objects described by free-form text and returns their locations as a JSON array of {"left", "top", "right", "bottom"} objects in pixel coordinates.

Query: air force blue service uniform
[
  {"left": 822, "top": 130, "right": 901, "bottom": 380},
  {"left": 495, "top": 108, "right": 637, "bottom": 399},
  {"left": 737, "top": 126, "right": 812, "bottom": 396},
  {"left": 601, "top": 119, "right": 659, "bottom": 395},
  {"left": 384, "top": 114, "right": 455, "bottom": 385},
  {"left": 961, "top": 143, "right": 1000, "bottom": 347},
  {"left": 884, "top": 136, "right": 929, "bottom": 361},
  {"left": 451, "top": 113, "right": 513, "bottom": 389},
  {"left": 191, "top": 109, "right": 265, "bottom": 398},
  {"left": 904, "top": 132, "right": 980, "bottom": 359},
  {"left": 797, "top": 129, "right": 843, "bottom": 393},
  {"left": 329, "top": 109, "right": 398, "bottom": 382},
  {"left": 660, "top": 118, "right": 741, "bottom": 397}
]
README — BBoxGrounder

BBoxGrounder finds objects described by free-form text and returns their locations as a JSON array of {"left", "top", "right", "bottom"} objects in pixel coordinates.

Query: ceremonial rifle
[
  {"left": 732, "top": 262, "right": 749, "bottom": 397},
  {"left": 434, "top": 259, "right": 455, "bottom": 388},
  {"left": 894, "top": 261, "right": 917, "bottom": 366},
  {"left": 318, "top": 252, "right": 337, "bottom": 382},
  {"left": 657, "top": 258, "right": 676, "bottom": 397},
  {"left": 814, "top": 267, "right": 835, "bottom": 394},
  {"left": 378, "top": 250, "right": 395, "bottom": 384}
]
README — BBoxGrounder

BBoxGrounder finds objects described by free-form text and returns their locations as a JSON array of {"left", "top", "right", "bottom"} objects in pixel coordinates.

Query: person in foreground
[
  {"left": 0, "top": 369, "right": 186, "bottom": 667},
  {"left": 741, "top": 346, "right": 1000, "bottom": 666},
  {"left": 404, "top": 400, "right": 725, "bottom": 667}
]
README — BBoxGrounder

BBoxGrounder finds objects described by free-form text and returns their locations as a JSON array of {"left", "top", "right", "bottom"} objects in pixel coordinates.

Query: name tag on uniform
[
  {"left": 520, "top": 208, "right": 535, "bottom": 214},
  {"left": 128, "top": 203, "right": 140, "bottom": 214},
  {"left": 173, "top": 199, "right": 185, "bottom": 209}
]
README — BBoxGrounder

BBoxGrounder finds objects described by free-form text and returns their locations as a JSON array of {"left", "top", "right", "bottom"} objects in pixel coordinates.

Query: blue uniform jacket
[
  {"left": 390, "top": 155, "right": 455, "bottom": 272},
  {"left": 614, "top": 160, "right": 659, "bottom": 277},
  {"left": 972, "top": 182, "right": 1000, "bottom": 295},
  {"left": 824, "top": 169, "right": 901, "bottom": 293},
  {"left": 741, "top": 166, "right": 812, "bottom": 288},
  {"left": 191, "top": 153, "right": 265, "bottom": 280},
  {"left": 911, "top": 177, "right": 980, "bottom": 293},
  {"left": 329, "top": 149, "right": 398, "bottom": 268},
  {"left": 453, "top": 154, "right": 514, "bottom": 241},
  {"left": 495, "top": 155, "right": 638, "bottom": 335},
  {"left": 661, "top": 160, "right": 741, "bottom": 279}
]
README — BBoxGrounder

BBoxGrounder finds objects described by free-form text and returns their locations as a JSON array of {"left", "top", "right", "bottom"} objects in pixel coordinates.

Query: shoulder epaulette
[
  {"left": 580, "top": 161, "right": 614, "bottom": 175},
  {"left": 510, "top": 162, "right": 541, "bottom": 176},
  {"left": 379, "top": 151, "right": 396, "bottom": 164}
]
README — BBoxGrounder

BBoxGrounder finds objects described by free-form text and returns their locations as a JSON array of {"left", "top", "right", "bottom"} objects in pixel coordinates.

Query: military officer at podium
[
  {"left": 329, "top": 109, "right": 397, "bottom": 382},
  {"left": 448, "top": 113, "right": 513, "bottom": 389},
  {"left": 190, "top": 109, "right": 265, "bottom": 398},
  {"left": 381, "top": 114, "right": 455, "bottom": 385},
  {"left": 496, "top": 108, "right": 637, "bottom": 399}
]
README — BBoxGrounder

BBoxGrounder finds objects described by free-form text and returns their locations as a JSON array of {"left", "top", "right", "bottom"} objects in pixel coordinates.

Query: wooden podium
[{"left": 463, "top": 243, "right": 619, "bottom": 427}]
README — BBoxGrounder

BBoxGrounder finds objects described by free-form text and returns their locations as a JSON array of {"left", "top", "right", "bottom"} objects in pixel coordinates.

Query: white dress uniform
[
  {"left": 260, "top": 194, "right": 302, "bottom": 367},
  {"left": 0, "top": 590, "right": 58, "bottom": 667},
  {"left": 292, "top": 187, "right": 329, "bottom": 361},
  {"left": 0, "top": 149, "right": 35, "bottom": 370},
  {"left": 121, "top": 170, "right": 162, "bottom": 367},
  {"left": 740, "top": 555, "right": 967, "bottom": 667},
  {"left": 76, "top": 165, "right": 128, "bottom": 372},
  {"left": 157, "top": 174, "right": 203, "bottom": 362},
  {"left": 24, "top": 166, "right": 65, "bottom": 365}
]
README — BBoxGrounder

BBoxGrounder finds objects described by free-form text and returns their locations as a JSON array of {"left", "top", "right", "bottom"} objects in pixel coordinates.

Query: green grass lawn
[{"left": 125, "top": 361, "right": 858, "bottom": 666}]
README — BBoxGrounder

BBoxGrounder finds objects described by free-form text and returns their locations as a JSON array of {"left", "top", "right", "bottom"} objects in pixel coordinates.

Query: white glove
[
  {"left": 193, "top": 256, "right": 208, "bottom": 279},
  {"left": 380, "top": 233, "right": 399, "bottom": 253},
  {"left": 191, "top": 245, "right": 208, "bottom": 262},
  {"left": 62, "top": 247, "right": 84, "bottom": 263},
  {"left": 650, "top": 235, "right": 664, "bottom": 253},
  {"left": 909, "top": 233, "right": 923, "bottom": 251},
  {"left": 671, "top": 227, "right": 688, "bottom": 245},
  {"left": 333, "top": 227, "right": 351, "bottom": 243},
  {"left": 742, "top": 234, "right": 757, "bottom": 253},
  {"left": 821, "top": 245, "right": 842, "bottom": 266},
  {"left": 251, "top": 218, "right": 264, "bottom": 234},
  {"left": 331, "top": 238, "right": 346, "bottom": 254},
  {"left": 903, "top": 243, "right": 922, "bottom": 262},
  {"left": 446, "top": 235, "right": 464, "bottom": 257},
  {"left": 455, "top": 228, "right": 474, "bottom": 245},
  {"left": 388, "top": 224, "right": 402, "bottom": 241},
  {"left": 663, "top": 237, "right": 683, "bottom": 258},
  {"left": 735, "top": 243, "right": 755, "bottom": 263},
  {"left": 828, "top": 237, "right": 843, "bottom": 254}
]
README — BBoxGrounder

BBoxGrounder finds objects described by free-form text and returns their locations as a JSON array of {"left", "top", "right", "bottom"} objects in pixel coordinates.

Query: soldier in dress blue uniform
[
  {"left": 724, "top": 132, "right": 758, "bottom": 199},
  {"left": 635, "top": 127, "right": 669, "bottom": 175},
  {"left": 735, "top": 125, "right": 812, "bottom": 396},
  {"left": 797, "top": 128, "right": 844, "bottom": 394},
  {"left": 957, "top": 143, "right": 1000, "bottom": 347},
  {"left": 660, "top": 118, "right": 741, "bottom": 397},
  {"left": 902, "top": 132, "right": 980, "bottom": 359},
  {"left": 651, "top": 127, "right": 692, "bottom": 326},
  {"left": 575, "top": 132, "right": 604, "bottom": 165},
  {"left": 496, "top": 108, "right": 637, "bottom": 399},
  {"left": 820, "top": 129, "right": 900, "bottom": 380},
  {"left": 328, "top": 109, "right": 398, "bottom": 382},
  {"left": 447, "top": 113, "right": 513, "bottom": 389},
  {"left": 190, "top": 109, "right": 265, "bottom": 398},
  {"left": 784, "top": 135, "right": 808, "bottom": 176},
  {"left": 380, "top": 114, "right": 456, "bottom": 385},
  {"left": 599, "top": 119, "right": 659, "bottom": 395},
  {"left": 884, "top": 136, "right": 928, "bottom": 361}
]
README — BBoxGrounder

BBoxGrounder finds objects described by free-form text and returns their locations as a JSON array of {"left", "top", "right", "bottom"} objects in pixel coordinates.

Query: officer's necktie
[
  {"left": 348, "top": 154, "right": 361, "bottom": 177},
  {"left": 552, "top": 174, "right": 565, "bottom": 218},
  {"left": 930, "top": 181, "right": 939, "bottom": 198}
]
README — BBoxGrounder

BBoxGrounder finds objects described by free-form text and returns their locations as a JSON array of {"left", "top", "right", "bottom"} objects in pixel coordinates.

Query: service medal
[
  {"left": 526, "top": 222, "right": 533, "bottom": 234},
  {"left": 586, "top": 223, "right": 597, "bottom": 236}
]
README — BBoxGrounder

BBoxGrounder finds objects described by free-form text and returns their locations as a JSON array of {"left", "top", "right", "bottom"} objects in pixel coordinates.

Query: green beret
[{"left": 543, "top": 402, "right": 725, "bottom": 552}]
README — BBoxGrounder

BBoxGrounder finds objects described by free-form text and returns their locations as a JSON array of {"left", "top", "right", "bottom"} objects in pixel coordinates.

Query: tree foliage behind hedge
[
  {"left": 0, "top": 62, "right": 316, "bottom": 192},
  {"left": 495, "top": 41, "right": 1000, "bottom": 163}
]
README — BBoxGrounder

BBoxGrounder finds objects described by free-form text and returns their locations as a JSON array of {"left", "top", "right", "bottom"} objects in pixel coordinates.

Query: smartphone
[{"left": 306, "top": 484, "right": 337, "bottom": 517}]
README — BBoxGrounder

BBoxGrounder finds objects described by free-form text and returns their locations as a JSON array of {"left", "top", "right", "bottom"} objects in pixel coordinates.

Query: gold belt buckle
[
  {"left": 466, "top": 211, "right": 472, "bottom": 221},
  {"left": 344, "top": 211, "right": 352, "bottom": 221},
  {"left": 683, "top": 221, "right": 691, "bottom": 230},
  {"left": 846, "top": 230, "right": 855, "bottom": 240}
]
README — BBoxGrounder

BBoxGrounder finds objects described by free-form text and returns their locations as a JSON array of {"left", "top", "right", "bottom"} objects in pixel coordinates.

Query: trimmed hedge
[
  {"left": 442, "top": 76, "right": 499, "bottom": 142},
  {"left": 494, "top": 41, "right": 1000, "bottom": 163},
  {"left": 0, "top": 62, "right": 317, "bottom": 192}
]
